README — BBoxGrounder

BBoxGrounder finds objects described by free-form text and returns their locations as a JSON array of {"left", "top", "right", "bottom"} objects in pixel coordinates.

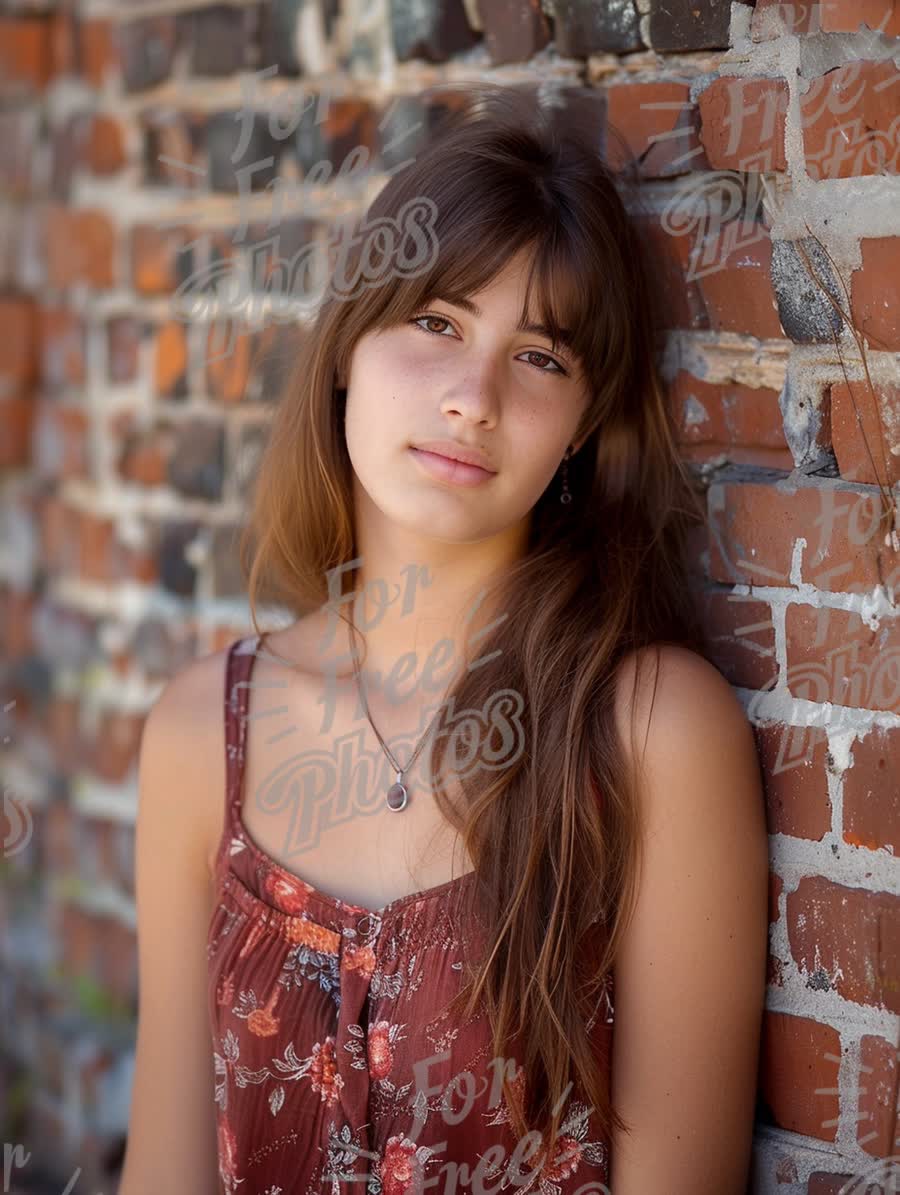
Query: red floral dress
[{"left": 207, "top": 634, "right": 615, "bottom": 1194}]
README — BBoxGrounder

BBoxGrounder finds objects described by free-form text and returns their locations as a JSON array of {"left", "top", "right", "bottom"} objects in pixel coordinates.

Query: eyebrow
[{"left": 428, "top": 294, "right": 576, "bottom": 352}]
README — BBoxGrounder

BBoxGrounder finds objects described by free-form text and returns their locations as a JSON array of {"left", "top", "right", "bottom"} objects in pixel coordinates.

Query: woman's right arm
[{"left": 118, "top": 654, "right": 224, "bottom": 1194}]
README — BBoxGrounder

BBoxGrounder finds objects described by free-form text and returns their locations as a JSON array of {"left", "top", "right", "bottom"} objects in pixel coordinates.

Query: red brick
[
  {"left": 44, "top": 205, "right": 116, "bottom": 290},
  {"left": 107, "top": 316, "right": 141, "bottom": 384},
  {"left": 670, "top": 370, "right": 791, "bottom": 467},
  {"left": 820, "top": 0, "right": 900, "bottom": 36},
  {"left": 698, "top": 76, "right": 789, "bottom": 173},
  {"left": 842, "top": 727, "right": 898, "bottom": 853},
  {"left": 48, "top": 4, "right": 78, "bottom": 77},
  {"left": 857, "top": 1034, "right": 900, "bottom": 1156},
  {"left": 802, "top": 60, "right": 900, "bottom": 181},
  {"left": 830, "top": 379, "right": 900, "bottom": 487},
  {"left": 131, "top": 223, "right": 197, "bottom": 295},
  {"left": 808, "top": 1173, "right": 860, "bottom": 1194},
  {"left": 154, "top": 321, "right": 188, "bottom": 398},
  {"left": 786, "top": 876, "right": 900, "bottom": 1012},
  {"left": 113, "top": 413, "right": 173, "bottom": 486},
  {"left": 76, "top": 510, "right": 118, "bottom": 582},
  {"left": 606, "top": 80, "right": 708, "bottom": 177},
  {"left": 39, "top": 493, "right": 74, "bottom": 573},
  {"left": 77, "top": 19, "right": 120, "bottom": 88},
  {"left": 0, "top": 17, "right": 53, "bottom": 91},
  {"left": 205, "top": 320, "right": 253, "bottom": 402},
  {"left": 86, "top": 113, "right": 126, "bottom": 175},
  {"left": 754, "top": 723, "right": 831, "bottom": 839},
  {"left": 0, "top": 396, "right": 35, "bottom": 466},
  {"left": 851, "top": 237, "right": 900, "bottom": 352},
  {"left": 38, "top": 305, "right": 85, "bottom": 390},
  {"left": 785, "top": 604, "right": 898, "bottom": 714},
  {"left": 32, "top": 400, "right": 89, "bottom": 479},
  {"left": 698, "top": 589, "right": 778, "bottom": 690},
  {"left": 0, "top": 586, "right": 35, "bottom": 657},
  {"left": 759, "top": 1011, "right": 841, "bottom": 1140},
  {"left": 0, "top": 107, "right": 38, "bottom": 196},
  {"left": 709, "top": 480, "right": 887, "bottom": 592},
  {"left": 479, "top": 0, "right": 551, "bottom": 64},
  {"left": 692, "top": 222, "right": 785, "bottom": 338},
  {"left": 633, "top": 212, "right": 709, "bottom": 330},
  {"left": 0, "top": 296, "right": 38, "bottom": 394}
]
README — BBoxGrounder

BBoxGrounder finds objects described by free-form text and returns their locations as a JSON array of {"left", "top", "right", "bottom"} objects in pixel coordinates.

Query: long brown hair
[{"left": 241, "top": 82, "right": 709, "bottom": 1162}]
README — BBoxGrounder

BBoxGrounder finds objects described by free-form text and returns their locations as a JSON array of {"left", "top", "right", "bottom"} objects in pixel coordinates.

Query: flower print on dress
[
  {"left": 379, "top": 1135, "right": 443, "bottom": 1195},
  {"left": 216, "top": 1115, "right": 245, "bottom": 1194},
  {"left": 209, "top": 636, "right": 615, "bottom": 1191},
  {"left": 263, "top": 867, "right": 311, "bottom": 915},
  {"left": 214, "top": 1025, "right": 343, "bottom": 1123},
  {"left": 482, "top": 1067, "right": 610, "bottom": 1195},
  {"left": 320, "top": 1120, "right": 382, "bottom": 1195},
  {"left": 280, "top": 931, "right": 342, "bottom": 1008}
]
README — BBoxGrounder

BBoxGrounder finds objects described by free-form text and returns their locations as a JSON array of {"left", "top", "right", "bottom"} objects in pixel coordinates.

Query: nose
[{"left": 438, "top": 351, "right": 502, "bottom": 428}]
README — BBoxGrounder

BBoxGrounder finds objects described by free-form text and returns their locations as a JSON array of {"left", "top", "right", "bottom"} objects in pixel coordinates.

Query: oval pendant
[{"left": 386, "top": 781, "right": 408, "bottom": 812}]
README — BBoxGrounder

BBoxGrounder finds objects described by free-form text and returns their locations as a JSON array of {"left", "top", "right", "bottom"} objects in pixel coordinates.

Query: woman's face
[{"left": 343, "top": 247, "right": 591, "bottom": 544}]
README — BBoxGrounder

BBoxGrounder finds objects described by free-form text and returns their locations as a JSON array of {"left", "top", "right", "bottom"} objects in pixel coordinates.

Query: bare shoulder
[
  {"left": 139, "top": 641, "right": 233, "bottom": 879},
  {"left": 612, "top": 642, "right": 757, "bottom": 793},
  {"left": 606, "top": 642, "right": 769, "bottom": 1192}
]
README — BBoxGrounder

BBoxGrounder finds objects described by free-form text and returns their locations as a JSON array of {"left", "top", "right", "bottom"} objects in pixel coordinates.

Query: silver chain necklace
[{"left": 346, "top": 619, "right": 444, "bottom": 813}]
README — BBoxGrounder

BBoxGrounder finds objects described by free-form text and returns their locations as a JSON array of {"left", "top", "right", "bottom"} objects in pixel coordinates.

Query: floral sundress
[{"left": 207, "top": 634, "right": 616, "bottom": 1194}]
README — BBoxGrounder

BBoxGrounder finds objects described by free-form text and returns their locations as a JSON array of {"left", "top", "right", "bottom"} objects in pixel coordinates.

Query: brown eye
[
  {"left": 410, "top": 313, "right": 569, "bottom": 376},
  {"left": 411, "top": 314, "right": 455, "bottom": 337}
]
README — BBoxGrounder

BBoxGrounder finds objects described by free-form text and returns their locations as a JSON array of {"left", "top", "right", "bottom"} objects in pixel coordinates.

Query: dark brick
[
  {"left": 645, "top": 0, "right": 731, "bottom": 51},
  {"left": 234, "top": 421, "right": 269, "bottom": 498},
  {"left": 178, "top": 4, "right": 252, "bottom": 76},
  {"left": 284, "top": 91, "right": 381, "bottom": 180},
  {"left": 115, "top": 16, "right": 178, "bottom": 92},
  {"left": 210, "top": 524, "right": 246, "bottom": 597},
  {"left": 259, "top": 0, "right": 339, "bottom": 74},
  {"left": 50, "top": 111, "right": 92, "bottom": 197},
  {"left": 0, "top": 105, "right": 39, "bottom": 196},
  {"left": 290, "top": 94, "right": 327, "bottom": 173},
  {"left": 390, "top": 0, "right": 480, "bottom": 63},
  {"left": 552, "top": 0, "right": 642, "bottom": 56},
  {"left": 770, "top": 238, "right": 844, "bottom": 344},
  {"left": 167, "top": 420, "right": 225, "bottom": 500},
  {"left": 208, "top": 110, "right": 281, "bottom": 194},
  {"left": 376, "top": 89, "right": 470, "bottom": 173},
  {"left": 107, "top": 317, "right": 141, "bottom": 384},
  {"left": 479, "top": 0, "right": 551, "bottom": 64},
  {"left": 240, "top": 322, "right": 298, "bottom": 402},
  {"left": 259, "top": 0, "right": 302, "bottom": 75},
  {"left": 245, "top": 216, "right": 320, "bottom": 300},
  {"left": 159, "top": 521, "right": 199, "bottom": 597},
  {"left": 132, "top": 618, "right": 199, "bottom": 680}
]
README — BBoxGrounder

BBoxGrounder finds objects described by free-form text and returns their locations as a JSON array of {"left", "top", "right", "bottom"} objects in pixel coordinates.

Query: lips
[
  {"left": 410, "top": 440, "right": 496, "bottom": 472},
  {"left": 408, "top": 445, "right": 497, "bottom": 487}
]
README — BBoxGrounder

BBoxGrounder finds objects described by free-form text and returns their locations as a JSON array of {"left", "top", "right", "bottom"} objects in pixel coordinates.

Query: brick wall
[{"left": 0, "top": 0, "right": 897, "bottom": 1190}]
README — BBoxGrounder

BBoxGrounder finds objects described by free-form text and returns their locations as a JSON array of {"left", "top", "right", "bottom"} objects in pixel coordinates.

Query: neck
[{"left": 321, "top": 525, "right": 527, "bottom": 705}]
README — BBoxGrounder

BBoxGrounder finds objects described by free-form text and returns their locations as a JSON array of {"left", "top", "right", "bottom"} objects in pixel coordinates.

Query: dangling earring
[{"left": 559, "top": 444, "right": 573, "bottom": 505}]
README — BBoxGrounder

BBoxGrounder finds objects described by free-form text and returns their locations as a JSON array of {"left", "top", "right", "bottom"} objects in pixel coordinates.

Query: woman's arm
[
  {"left": 609, "top": 645, "right": 769, "bottom": 1194},
  {"left": 118, "top": 654, "right": 224, "bottom": 1194}
]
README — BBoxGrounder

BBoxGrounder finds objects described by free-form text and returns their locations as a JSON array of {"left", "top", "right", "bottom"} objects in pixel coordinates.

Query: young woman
[{"left": 120, "top": 83, "right": 768, "bottom": 1194}]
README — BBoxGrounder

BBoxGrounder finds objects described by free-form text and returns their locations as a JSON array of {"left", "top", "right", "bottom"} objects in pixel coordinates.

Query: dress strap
[{"left": 223, "top": 632, "right": 267, "bottom": 832}]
